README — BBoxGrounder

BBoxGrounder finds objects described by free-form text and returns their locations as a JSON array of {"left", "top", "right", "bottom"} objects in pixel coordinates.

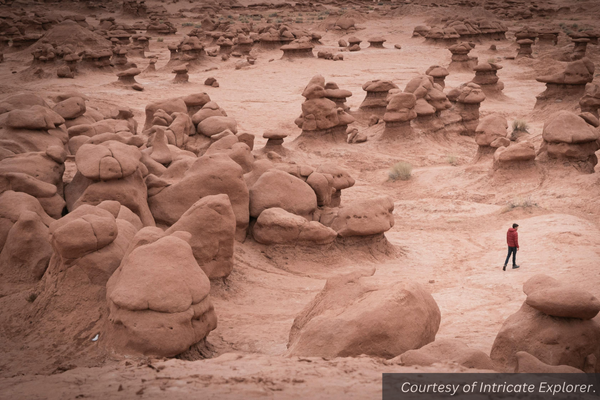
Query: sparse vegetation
[
  {"left": 388, "top": 161, "right": 413, "bottom": 181},
  {"left": 447, "top": 155, "right": 458, "bottom": 166},
  {"left": 194, "top": 23, "right": 202, "bottom": 28},
  {"left": 157, "top": 37, "right": 164, "bottom": 42},
  {"left": 502, "top": 196, "right": 539, "bottom": 213},
  {"left": 182, "top": 22, "right": 193, "bottom": 27},
  {"left": 26, "top": 292, "right": 38, "bottom": 303},
  {"left": 512, "top": 119, "right": 529, "bottom": 132}
]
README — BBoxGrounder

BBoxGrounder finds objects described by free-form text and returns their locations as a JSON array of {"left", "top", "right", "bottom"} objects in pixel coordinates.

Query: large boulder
[
  {"left": 391, "top": 339, "right": 495, "bottom": 370},
  {"left": 66, "top": 141, "right": 154, "bottom": 227},
  {"left": 253, "top": 207, "right": 337, "bottom": 245},
  {"left": 105, "top": 230, "right": 217, "bottom": 357},
  {"left": 322, "top": 196, "right": 395, "bottom": 237},
  {"left": 148, "top": 153, "right": 249, "bottom": 241},
  {"left": 249, "top": 169, "right": 317, "bottom": 220},
  {"left": 287, "top": 269, "right": 441, "bottom": 358},
  {"left": 165, "top": 194, "right": 236, "bottom": 279},
  {"left": 490, "top": 274, "right": 600, "bottom": 372},
  {"left": 0, "top": 210, "right": 53, "bottom": 283}
]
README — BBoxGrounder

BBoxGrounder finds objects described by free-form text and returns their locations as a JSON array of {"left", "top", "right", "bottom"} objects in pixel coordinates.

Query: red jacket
[{"left": 507, "top": 228, "right": 519, "bottom": 248}]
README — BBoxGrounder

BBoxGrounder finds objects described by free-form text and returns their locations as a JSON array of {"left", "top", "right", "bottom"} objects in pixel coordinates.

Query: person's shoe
[
  {"left": 512, "top": 265, "right": 520, "bottom": 269},
  {"left": 502, "top": 265, "right": 506, "bottom": 271}
]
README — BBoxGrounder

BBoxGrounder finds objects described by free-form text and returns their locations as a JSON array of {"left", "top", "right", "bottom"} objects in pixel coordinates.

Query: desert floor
[{"left": 1, "top": 0, "right": 600, "bottom": 399}]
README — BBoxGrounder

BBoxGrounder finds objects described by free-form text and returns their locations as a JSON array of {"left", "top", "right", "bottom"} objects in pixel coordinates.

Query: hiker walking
[{"left": 503, "top": 223, "right": 520, "bottom": 271}]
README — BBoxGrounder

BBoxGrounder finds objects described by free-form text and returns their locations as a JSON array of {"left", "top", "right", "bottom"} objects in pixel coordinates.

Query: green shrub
[
  {"left": 194, "top": 23, "right": 202, "bottom": 28},
  {"left": 26, "top": 292, "right": 38, "bottom": 303},
  {"left": 447, "top": 155, "right": 458, "bottom": 166},
  {"left": 388, "top": 161, "right": 413, "bottom": 181},
  {"left": 157, "top": 37, "right": 164, "bottom": 42},
  {"left": 182, "top": 22, "right": 193, "bottom": 27}
]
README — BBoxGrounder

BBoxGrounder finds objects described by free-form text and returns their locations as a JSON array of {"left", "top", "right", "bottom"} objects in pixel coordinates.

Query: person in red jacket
[{"left": 503, "top": 223, "right": 520, "bottom": 271}]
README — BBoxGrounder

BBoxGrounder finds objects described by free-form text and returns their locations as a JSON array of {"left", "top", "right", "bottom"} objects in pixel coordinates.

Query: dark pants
[{"left": 504, "top": 246, "right": 517, "bottom": 266}]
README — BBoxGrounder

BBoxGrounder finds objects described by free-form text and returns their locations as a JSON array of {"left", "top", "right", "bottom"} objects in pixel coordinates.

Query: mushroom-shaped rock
[
  {"left": 287, "top": 269, "right": 441, "bottom": 359},
  {"left": 105, "top": 231, "right": 217, "bottom": 357},
  {"left": 280, "top": 41, "right": 314, "bottom": 59},
  {"left": 359, "top": 80, "right": 399, "bottom": 115},
  {"left": 116, "top": 67, "right": 141, "bottom": 85},
  {"left": 324, "top": 82, "right": 352, "bottom": 111},
  {"left": 471, "top": 62, "right": 504, "bottom": 95},
  {"left": 381, "top": 92, "right": 417, "bottom": 140},
  {"left": 538, "top": 110, "right": 599, "bottom": 172},
  {"left": 425, "top": 65, "right": 449, "bottom": 88},
  {"left": 261, "top": 130, "right": 289, "bottom": 155},
  {"left": 368, "top": 37, "right": 386, "bottom": 48},
  {"left": 448, "top": 42, "right": 477, "bottom": 71},
  {"left": 516, "top": 39, "right": 534, "bottom": 58},
  {"left": 172, "top": 64, "right": 189, "bottom": 83}
]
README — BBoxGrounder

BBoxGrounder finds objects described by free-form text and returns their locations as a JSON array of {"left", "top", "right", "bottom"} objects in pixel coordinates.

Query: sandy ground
[{"left": 1, "top": 0, "right": 600, "bottom": 398}]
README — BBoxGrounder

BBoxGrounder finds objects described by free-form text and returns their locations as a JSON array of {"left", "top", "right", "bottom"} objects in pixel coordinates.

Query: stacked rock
[
  {"left": 516, "top": 39, "right": 534, "bottom": 58},
  {"left": 447, "top": 83, "right": 486, "bottom": 136},
  {"left": 324, "top": 82, "right": 352, "bottom": 112},
  {"left": 359, "top": 80, "right": 399, "bottom": 117},
  {"left": 471, "top": 62, "right": 504, "bottom": 96},
  {"left": 403, "top": 75, "right": 452, "bottom": 131},
  {"left": 111, "top": 47, "right": 130, "bottom": 70},
  {"left": 535, "top": 58, "right": 595, "bottom": 110},
  {"left": 580, "top": 83, "right": 600, "bottom": 118},
  {"left": 168, "top": 37, "right": 206, "bottom": 66},
  {"left": 66, "top": 140, "right": 155, "bottom": 226},
  {"left": 426, "top": 65, "right": 450, "bottom": 89},
  {"left": 381, "top": 92, "right": 417, "bottom": 140},
  {"left": 515, "top": 28, "right": 537, "bottom": 43},
  {"left": 294, "top": 75, "right": 355, "bottom": 142},
  {"left": 538, "top": 110, "right": 599, "bottom": 173},
  {"left": 448, "top": 42, "right": 477, "bottom": 71},
  {"left": 491, "top": 274, "right": 600, "bottom": 372},
  {"left": 348, "top": 36, "right": 362, "bottom": 51}
]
